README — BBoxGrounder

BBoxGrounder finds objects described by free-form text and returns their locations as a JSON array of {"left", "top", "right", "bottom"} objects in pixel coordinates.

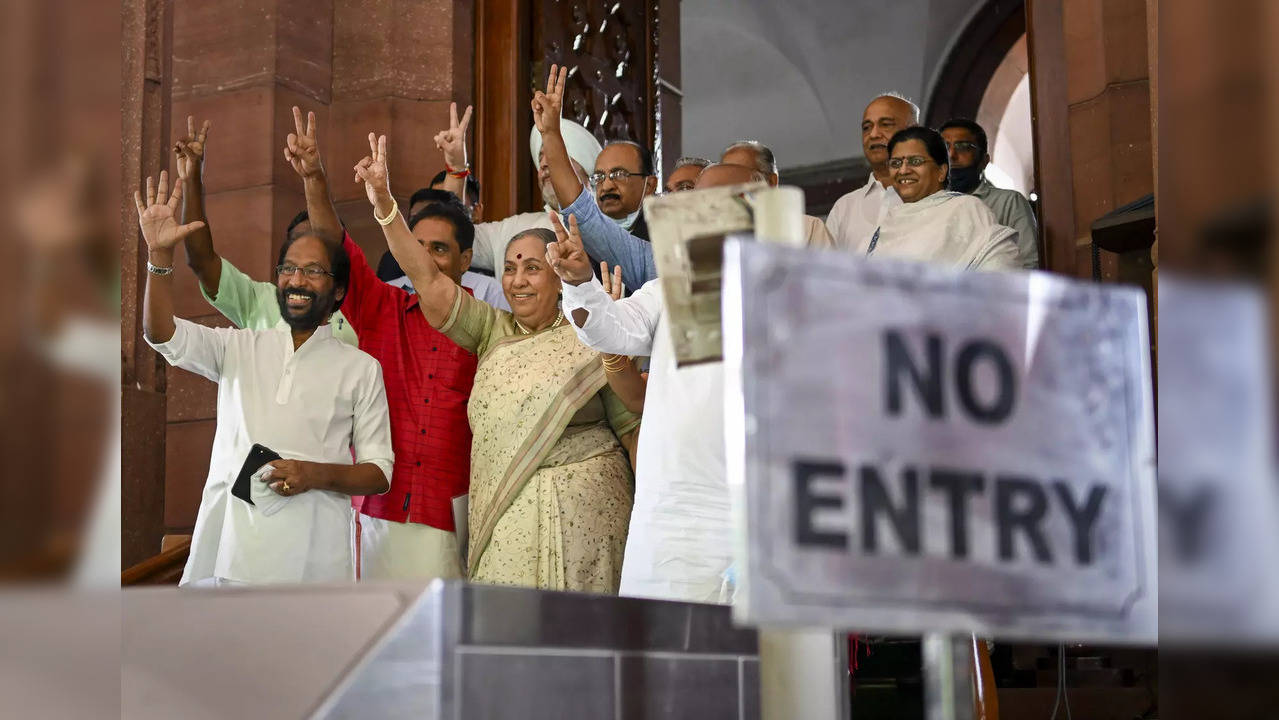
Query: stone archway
[{"left": 922, "top": 0, "right": 1026, "bottom": 129}]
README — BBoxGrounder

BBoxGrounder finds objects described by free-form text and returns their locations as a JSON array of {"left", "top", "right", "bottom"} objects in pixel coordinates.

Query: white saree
[{"left": 867, "top": 190, "right": 1020, "bottom": 270}]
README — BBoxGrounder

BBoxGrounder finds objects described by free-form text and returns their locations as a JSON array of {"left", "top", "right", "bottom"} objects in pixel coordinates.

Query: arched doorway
[
  {"left": 923, "top": 0, "right": 1026, "bottom": 129},
  {"left": 924, "top": 0, "right": 1035, "bottom": 197},
  {"left": 976, "top": 36, "right": 1033, "bottom": 195}
]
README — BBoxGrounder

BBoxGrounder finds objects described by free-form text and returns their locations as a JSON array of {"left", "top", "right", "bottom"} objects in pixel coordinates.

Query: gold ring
[{"left": 282, "top": 481, "right": 290, "bottom": 493}]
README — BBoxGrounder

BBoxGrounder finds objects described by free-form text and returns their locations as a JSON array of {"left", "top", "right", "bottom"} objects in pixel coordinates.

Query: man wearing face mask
[
  {"left": 939, "top": 118, "right": 1040, "bottom": 269},
  {"left": 584, "top": 138, "right": 658, "bottom": 239}
]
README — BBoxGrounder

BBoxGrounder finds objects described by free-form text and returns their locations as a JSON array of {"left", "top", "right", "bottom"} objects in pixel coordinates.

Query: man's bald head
[
  {"left": 695, "top": 162, "right": 765, "bottom": 190},
  {"left": 862, "top": 93, "right": 920, "bottom": 173}
]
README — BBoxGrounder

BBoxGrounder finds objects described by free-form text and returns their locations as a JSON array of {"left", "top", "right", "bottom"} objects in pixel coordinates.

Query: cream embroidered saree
[{"left": 440, "top": 289, "right": 640, "bottom": 593}]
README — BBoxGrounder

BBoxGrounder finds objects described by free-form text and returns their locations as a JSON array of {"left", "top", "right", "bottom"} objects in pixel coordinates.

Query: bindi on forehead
[{"left": 516, "top": 253, "right": 523, "bottom": 259}]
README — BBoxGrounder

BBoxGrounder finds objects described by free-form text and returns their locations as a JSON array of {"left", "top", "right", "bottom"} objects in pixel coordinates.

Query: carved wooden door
[{"left": 476, "top": 0, "right": 679, "bottom": 218}]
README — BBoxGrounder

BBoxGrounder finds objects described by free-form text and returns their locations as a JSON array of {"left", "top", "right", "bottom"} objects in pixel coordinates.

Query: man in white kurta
[
  {"left": 136, "top": 167, "right": 394, "bottom": 587},
  {"left": 149, "top": 318, "right": 394, "bottom": 586},
  {"left": 560, "top": 278, "right": 732, "bottom": 602},
  {"left": 826, "top": 173, "right": 902, "bottom": 252},
  {"left": 550, "top": 164, "right": 769, "bottom": 603}
]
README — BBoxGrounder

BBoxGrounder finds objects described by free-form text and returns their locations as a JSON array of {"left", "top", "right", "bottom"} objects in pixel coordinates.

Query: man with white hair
[
  {"left": 665, "top": 156, "right": 710, "bottom": 193},
  {"left": 720, "top": 140, "right": 837, "bottom": 249},
  {"left": 825, "top": 93, "right": 919, "bottom": 250}
]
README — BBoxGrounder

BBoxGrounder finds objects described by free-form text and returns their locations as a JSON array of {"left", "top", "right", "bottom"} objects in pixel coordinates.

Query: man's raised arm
[
  {"left": 533, "top": 65, "right": 656, "bottom": 289},
  {"left": 532, "top": 65, "right": 586, "bottom": 210},
  {"left": 284, "top": 106, "right": 342, "bottom": 247},
  {"left": 434, "top": 102, "right": 473, "bottom": 203},
  {"left": 174, "top": 116, "right": 222, "bottom": 296},
  {"left": 135, "top": 171, "right": 207, "bottom": 345},
  {"left": 354, "top": 133, "right": 459, "bottom": 329},
  {"left": 546, "top": 212, "right": 659, "bottom": 358}
]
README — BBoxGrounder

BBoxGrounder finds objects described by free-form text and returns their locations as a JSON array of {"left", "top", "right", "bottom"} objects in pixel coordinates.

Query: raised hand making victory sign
[
  {"left": 353, "top": 132, "right": 394, "bottom": 216},
  {"left": 284, "top": 106, "right": 325, "bottom": 179},
  {"left": 434, "top": 101, "right": 474, "bottom": 172},
  {"left": 531, "top": 63, "right": 568, "bottom": 136},
  {"left": 173, "top": 116, "right": 211, "bottom": 183},
  {"left": 545, "top": 211, "right": 593, "bottom": 286}
]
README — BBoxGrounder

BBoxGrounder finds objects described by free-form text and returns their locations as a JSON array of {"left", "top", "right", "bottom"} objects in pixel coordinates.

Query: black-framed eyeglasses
[
  {"left": 888, "top": 155, "right": 934, "bottom": 170},
  {"left": 277, "top": 264, "right": 334, "bottom": 279},
  {"left": 588, "top": 168, "right": 649, "bottom": 186},
  {"left": 946, "top": 140, "right": 981, "bottom": 153}
]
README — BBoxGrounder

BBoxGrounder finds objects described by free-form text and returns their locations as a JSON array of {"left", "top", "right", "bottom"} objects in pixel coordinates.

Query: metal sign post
[
  {"left": 757, "top": 628, "right": 846, "bottom": 720},
  {"left": 922, "top": 633, "right": 975, "bottom": 720}
]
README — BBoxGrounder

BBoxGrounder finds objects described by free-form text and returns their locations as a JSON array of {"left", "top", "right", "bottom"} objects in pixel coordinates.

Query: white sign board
[
  {"left": 1157, "top": 275, "right": 1279, "bottom": 646},
  {"left": 723, "top": 241, "right": 1157, "bottom": 644}
]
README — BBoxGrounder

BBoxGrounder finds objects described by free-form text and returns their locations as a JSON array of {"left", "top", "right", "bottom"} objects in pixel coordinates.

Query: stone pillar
[
  {"left": 329, "top": 0, "right": 474, "bottom": 261},
  {"left": 122, "top": 0, "right": 174, "bottom": 568},
  {"left": 1027, "top": 0, "right": 1154, "bottom": 278}
]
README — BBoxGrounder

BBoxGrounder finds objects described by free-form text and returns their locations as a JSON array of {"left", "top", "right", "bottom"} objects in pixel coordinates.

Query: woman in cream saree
[
  {"left": 356, "top": 131, "right": 639, "bottom": 593},
  {"left": 439, "top": 273, "right": 639, "bottom": 592}
]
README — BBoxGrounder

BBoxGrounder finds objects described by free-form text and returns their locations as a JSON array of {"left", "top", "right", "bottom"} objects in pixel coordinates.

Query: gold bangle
[
  {"left": 601, "top": 354, "right": 630, "bottom": 373},
  {"left": 374, "top": 199, "right": 399, "bottom": 226}
]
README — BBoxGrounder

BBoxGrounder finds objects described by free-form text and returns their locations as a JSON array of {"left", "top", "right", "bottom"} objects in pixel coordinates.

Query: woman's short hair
[{"left": 887, "top": 126, "right": 949, "bottom": 168}]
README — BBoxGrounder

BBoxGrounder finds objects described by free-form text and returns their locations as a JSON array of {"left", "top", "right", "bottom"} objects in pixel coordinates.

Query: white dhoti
[{"left": 357, "top": 513, "right": 463, "bottom": 581}]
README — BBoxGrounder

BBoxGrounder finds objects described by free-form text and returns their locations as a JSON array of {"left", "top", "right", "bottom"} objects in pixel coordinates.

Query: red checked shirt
[{"left": 340, "top": 233, "right": 477, "bottom": 531}]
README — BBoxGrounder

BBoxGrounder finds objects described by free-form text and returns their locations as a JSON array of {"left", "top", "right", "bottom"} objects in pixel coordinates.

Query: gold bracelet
[
  {"left": 374, "top": 198, "right": 399, "bottom": 226},
  {"left": 601, "top": 354, "right": 630, "bottom": 373}
]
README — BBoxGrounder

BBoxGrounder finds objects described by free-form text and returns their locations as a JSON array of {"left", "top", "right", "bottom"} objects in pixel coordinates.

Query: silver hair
[
  {"left": 723, "top": 141, "right": 778, "bottom": 177},
  {"left": 871, "top": 92, "right": 921, "bottom": 124},
  {"left": 705, "top": 162, "right": 767, "bottom": 184},
  {"left": 673, "top": 156, "right": 712, "bottom": 171}
]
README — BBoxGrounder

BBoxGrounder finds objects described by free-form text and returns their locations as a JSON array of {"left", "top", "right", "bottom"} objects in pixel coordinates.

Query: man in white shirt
[
  {"left": 825, "top": 93, "right": 918, "bottom": 250},
  {"left": 135, "top": 170, "right": 394, "bottom": 586},
  {"left": 720, "top": 140, "right": 837, "bottom": 249},
  {"left": 546, "top": 163, "right": 763, "bottom": 603},
  {"left": 399, "top": 188, "right": 510, "bottom": 310},
  {"left": 408, "top": 183, "right": 507, "bottom": 307}
]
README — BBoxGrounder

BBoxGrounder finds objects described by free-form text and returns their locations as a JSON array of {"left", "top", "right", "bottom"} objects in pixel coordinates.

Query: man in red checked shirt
[{"left": 177, "top": 106, "right": 477, "bottom": 580}]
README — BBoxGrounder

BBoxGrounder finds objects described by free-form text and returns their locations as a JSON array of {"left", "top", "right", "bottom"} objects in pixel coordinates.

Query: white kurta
[
  {"left": 148, "top": 320, "right": 394, "bottom": 586},
  {"left": 561, "top": 279, "right": 732, "bottom": 603},
  {"left": 868, "top": 190, "right": 1020, "bottom": 270},
  {"left": 825, "top": 174, "right": 901, "bottom": 251}
]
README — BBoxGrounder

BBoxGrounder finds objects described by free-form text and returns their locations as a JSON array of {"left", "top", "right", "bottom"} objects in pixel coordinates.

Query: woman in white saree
[{"left": 868, "top": 126, "right": 1020, "bottom": 270}]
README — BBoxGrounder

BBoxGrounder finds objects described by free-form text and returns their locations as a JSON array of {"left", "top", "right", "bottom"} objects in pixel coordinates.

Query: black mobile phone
[{"left": 231, "top": 443, "right": 282, "bottom": 506}]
